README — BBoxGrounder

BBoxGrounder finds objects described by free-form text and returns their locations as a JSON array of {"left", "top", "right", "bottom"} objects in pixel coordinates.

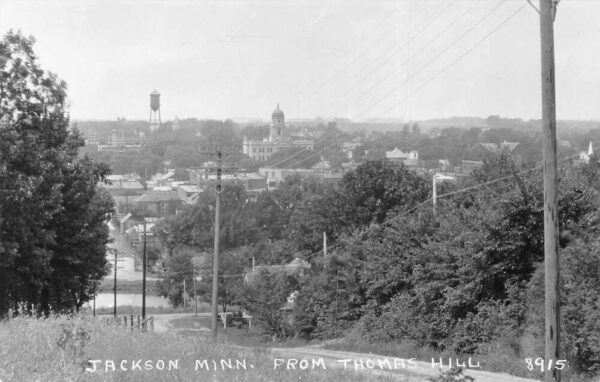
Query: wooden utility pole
[
  {"left": 539, "top": 0, "right": 560, "bottom": 380},
  {"left": 432, "top": 173, "right": 437, "bottom": 216},
  {"left": 183, "top": 279, "right": 187, "bottom": 310},
  {"left": 193, "top": 266, "right": 197, "bottom": 317},
  {"left": 142, "top": 219, "right": 147, "bottom": 330},
  {"left": 109, "top": 248, "right": 124, "bottom": 318},
  {"left": 113, "top": 249, "right": 118, "bottom": 317},
  {"left": 211, "top": 149, "right": 222, "bottom": 339},
  {"left": 323, "top": 232, "right": 327, "bottom": 257}
]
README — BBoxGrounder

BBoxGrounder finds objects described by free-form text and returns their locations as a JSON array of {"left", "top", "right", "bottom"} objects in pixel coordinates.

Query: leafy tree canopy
[{"left": 0, "top": 31, "right": 114, "bottom": 317}]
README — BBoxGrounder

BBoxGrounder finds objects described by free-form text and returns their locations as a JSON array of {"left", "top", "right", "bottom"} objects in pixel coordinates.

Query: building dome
[{"left": 272, "top": 103, "right": 284, "bottom": 120}]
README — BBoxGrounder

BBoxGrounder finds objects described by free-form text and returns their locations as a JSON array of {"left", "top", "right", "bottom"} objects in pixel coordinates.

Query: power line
[
  {"left": 264, "top": 129, "right": 342, "bottom": 169},
  {"left": 207, "top": 153, "right": 584, "bottom": 271},
  {"left": 294, "top": 1, "right": 445, "bottom": 114},
  {"left": 374, "top": 3, "right": 528, "bottom": 119},
  {"left": 353, "top": 0, "right": 509, "bottom": 119},
  {"left": 324, "top": 0, "right": 485, "bottom": 119},
  {"left": 307, "top": 153, "right": 581, "bottom": 260},
  {"left": 293, "top": 3, "right": 406, "bottom": 109}
]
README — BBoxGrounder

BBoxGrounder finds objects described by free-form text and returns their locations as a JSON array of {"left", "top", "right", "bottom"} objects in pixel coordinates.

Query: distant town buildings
[
  {"left": 242, "top": 104, "right": 314, "bottom": 161},
  {"left": 385, "top": 147, "right": 419, "bottom": 169},
  {"left": 134, "top": 191, "right": 184, "bottom": 217},
  {"left": 97, "top": 129, "right": 143, "bottom": 152},
  {"left": 258, "top": 166, "right": 344, "bottom": 190},
  {"left": 479, "top": 140, "right": 520, "bottom": 153}
]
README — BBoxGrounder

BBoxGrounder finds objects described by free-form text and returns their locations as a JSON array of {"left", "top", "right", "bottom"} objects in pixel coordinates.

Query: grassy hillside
[{"left": 0, "top": 315, "right": 396, "bottom": 382}]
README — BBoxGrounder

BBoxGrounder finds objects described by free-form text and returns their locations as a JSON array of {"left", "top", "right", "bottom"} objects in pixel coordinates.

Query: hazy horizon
[{"left": 2, "top": 0, "right": 599, "bottom": 122}]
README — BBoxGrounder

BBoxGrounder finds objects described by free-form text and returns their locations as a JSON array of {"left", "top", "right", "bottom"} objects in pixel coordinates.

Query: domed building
[
  {"left": 269, "top": 103, "right": 286, "bottom": 142},
  {"left": 242, "top": 104, "right": 314, "bottom": 162}
]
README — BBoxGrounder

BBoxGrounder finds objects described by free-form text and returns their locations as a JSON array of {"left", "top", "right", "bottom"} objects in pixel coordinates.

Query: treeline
[
  {"left": 0, "top": 31, "right": 114, "bottom": 317},
  {"left": 155, "top": 153, "right": 600, "bottom": 377}
]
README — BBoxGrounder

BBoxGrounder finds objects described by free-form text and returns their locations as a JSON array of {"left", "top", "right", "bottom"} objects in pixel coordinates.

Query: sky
[{"left": 1, "top": 0, "right": 599, "bottom": 122}]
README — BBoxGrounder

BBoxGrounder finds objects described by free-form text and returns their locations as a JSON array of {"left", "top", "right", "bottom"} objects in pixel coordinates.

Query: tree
[
  {"left": 240, "top": 269, "right": 299, "bottom": 339},
  {"left": 0, "top": 31, "right": 114, "bottom": 317},
  {"left": 335, "top": 159, "right": 429, "bottom": 228},
  {"left": 158, "top": 247, "right": 195, "bottom": 307},
  {"left": 196, "top": 248, "right": 246, "bottom": 313},
  {"left": 411, "top": 123, "right": 421, "bottom": 136}
]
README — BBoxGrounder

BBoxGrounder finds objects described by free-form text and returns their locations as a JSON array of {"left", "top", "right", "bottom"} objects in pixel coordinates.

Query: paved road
[{"left": 105, "top": 254, "right": 161, "bottom": 282}]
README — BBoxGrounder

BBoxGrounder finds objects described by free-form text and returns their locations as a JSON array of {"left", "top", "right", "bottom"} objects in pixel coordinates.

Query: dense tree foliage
[
  {"left": 286, "top": 154, "right": 600, "bottom": 377},
  {"left": 0, "top": 31, "right": 113, "bottom": 317}
]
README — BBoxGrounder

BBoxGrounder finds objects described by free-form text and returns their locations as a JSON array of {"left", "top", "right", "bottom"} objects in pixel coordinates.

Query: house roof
[
  {"left": 311, "top": 161, "right": 331, "bottom": 170},
  {"left": 151, "top": 170, "right": 176, "bottom": 182},
  {"left": 385, "top": 147, "right": 417, "bottom": 160},
  {"left": 499, "top": 140, "right": 519, "bottom": 152},
  {"left": 135, "top": 191, "right": 182, "bottom": 203},
  {"left": 246, "top": 258, "right": 310, "bottom": 281},
  {"left": 385, "top": 147, "right": 408, "bottom": 159},
  {"left": 102, "top": 180, "right": 145, "bottom": 190}
]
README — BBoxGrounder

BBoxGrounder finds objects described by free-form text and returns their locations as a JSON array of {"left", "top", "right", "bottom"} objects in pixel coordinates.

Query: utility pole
[
  {"left": 539, "top": 1, "right": 560, "bottom": 381},
  {"left": 109, "top": 248, "right": 124, "bottom": 318},
  {"left": 193, "top": 266, "right": 197, "bottom": 317},
  {"left": 211, "top": 149, "right": 222, "bottom": 339},
  {"left": 432, "top": 173, "right": 437, "bottom": 216},
  {"left": 323, "top": 232, "right": 327, "bottom": 257},
  {"left": 142, "top": 219, "right": 147, "bottom": 330},
  {"left": 113, "top": 249, "right": 117, "bottom": 317}
]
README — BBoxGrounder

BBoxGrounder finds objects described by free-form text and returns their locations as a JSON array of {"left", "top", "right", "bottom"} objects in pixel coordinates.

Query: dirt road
[
  {"left": 269, "top": 345, "right": 541, "bottom": 382},
  {"left": 145, "top": 313, "right": 541, "bottom": 382}
]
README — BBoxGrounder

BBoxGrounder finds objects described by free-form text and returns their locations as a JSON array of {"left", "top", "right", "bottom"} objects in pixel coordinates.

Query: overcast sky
[{"left": 1, "top": 0, "right": 599, "bottom": 122}]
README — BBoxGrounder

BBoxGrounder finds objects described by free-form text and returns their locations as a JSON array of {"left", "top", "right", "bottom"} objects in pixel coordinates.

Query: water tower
[{"left": 149, "top": 90, "right": 162, "bottom": 132}]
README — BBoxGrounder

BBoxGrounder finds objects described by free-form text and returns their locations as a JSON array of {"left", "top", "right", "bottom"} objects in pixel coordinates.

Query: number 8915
[{"left": 525, "top": 358, "right": 567, "bottom": 372}]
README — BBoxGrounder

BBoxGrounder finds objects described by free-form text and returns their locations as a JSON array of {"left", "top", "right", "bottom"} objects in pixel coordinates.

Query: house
[
  {"left": 176, "top": 185, "right": 203, "bottom": 204},
  {"left": 188, "top": 166, "right": 268, "bottom": 192},
  {"left": 460, "top": 160, "right": 484, "bottom": 175},
  {"left": 385, "top": 147, "right": 419, "bottom": 169},
  {"left": 480, "top": 141, "right": 519, "bottom": 153},
  {"left": 135, "top": 191, "right": 183, "bottom": 217},
  {"left": 499, "top": 140, "right": 519, "bottom": 152},
  {"left": 124, "top": 219, "right": 159, "bottom": 248},
  {"left": 438, "top": 159, "right": 452, "bottom": 171},
  {"left": 341, "top": 140, "right": 362, "bottom": 159},
  {"left": 244, "top": 258, "right": 310, "bottom": 285},
  {"left": 258, "top": 167, "right": 344, "bottom": 189}
]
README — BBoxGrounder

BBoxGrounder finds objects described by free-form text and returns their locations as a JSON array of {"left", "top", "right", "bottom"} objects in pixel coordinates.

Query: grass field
[
  {"left": 0, "top": 315, "right": 397, "bottom": 382},
  {"left": 168, "top": 316, "right": 316, "bottom": 349}
]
